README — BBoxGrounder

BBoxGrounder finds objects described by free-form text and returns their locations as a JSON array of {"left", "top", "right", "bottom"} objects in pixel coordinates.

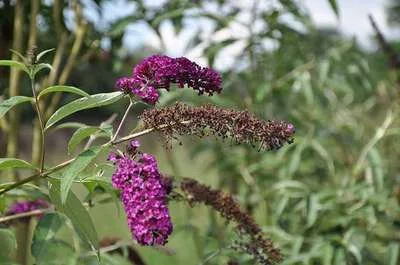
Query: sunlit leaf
[
  {"left": 0, "top": 158, "right": 36, "bottom": 171},
  {"left": 38, "top": 85, "right": 90, "bottom": 99},
  {"left": 0, "top": 60, "right": 28, "bottom": 73},
  {"left": 36, "top": 48, "right": 55, "bottom": 61},
  {"left": 45, "top": 92, "right": 124, "bottom": 130}
]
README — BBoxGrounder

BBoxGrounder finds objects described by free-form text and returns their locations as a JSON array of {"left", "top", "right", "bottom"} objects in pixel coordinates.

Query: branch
[
  {"left": 369, "top": 14, "right": 400, "bottom": 69},
  {"left": 0, "top": 208, "right": 50, "bottom": 224}
]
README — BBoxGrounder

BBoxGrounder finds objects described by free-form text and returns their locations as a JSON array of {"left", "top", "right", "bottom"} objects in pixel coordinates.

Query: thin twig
[
  {"left": 111, "top": 99, "right": 134, "bottom": 142},
  {"left": 0, "top": 208, "right": 50, "bottom": 224},
  {"left": 31, "top": 78, "right": 46, "bottom": 173},
  {"left": 80, "top": 240, "right": 132, "bottom": 258},
  {"left": 369, "top": 14, "right": 400, "bottom": 69}
]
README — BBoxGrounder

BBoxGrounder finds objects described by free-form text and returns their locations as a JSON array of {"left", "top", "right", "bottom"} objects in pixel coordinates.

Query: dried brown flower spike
[
  {"left": 180, "top": 178, "right": 282, "bottom": 264},
  {"left": 140, "top": 103, "right": 294, "bottom": 150}
]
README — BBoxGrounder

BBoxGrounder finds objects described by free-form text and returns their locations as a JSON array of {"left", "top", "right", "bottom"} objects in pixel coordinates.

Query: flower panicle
[
  {"left": 110, "top": 141, "right": 173, "bottom": 246},
  {"left": 4, "top": 198, "right": 49, "bottom": 224},
  {"left": 180, "top": 178, "right": 282, "bottom": 264},
  {"left": 140, "top": 103, "right": 295, "bottom": 151},
  {"left": 115, "top": 55, "right": 222, "bottom": 105}
]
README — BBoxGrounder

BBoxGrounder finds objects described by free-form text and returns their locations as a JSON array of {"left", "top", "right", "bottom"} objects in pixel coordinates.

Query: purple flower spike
[
  {"left": 111, "top": 142, "right": 173, "bottom": 246},
  {"left": 6, "top": 199, "right": 49, "bottom": 222},
  {"left": 115, "top": 55, "right": 222, "bottom": 105}
]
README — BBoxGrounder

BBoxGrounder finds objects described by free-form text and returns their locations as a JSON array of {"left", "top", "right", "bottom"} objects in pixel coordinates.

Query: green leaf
[
  {"left": 68, "top": 127, "right": 102, "bottom": 154},
  {"left": 33, "top": 239, "right": 76, "bottom": 265},
  {"left": 108, "top": 15, "right": 136, "bottom": 37},
  {"left": 0, "top": 60, "right": 28, "bottom": 73},
  {"left": 38, "top": 86, "right": 90, "bottom": 99},
  {"left": 9, "top": 49, "right": 27, "bottom": 62},
  {"left": 0, "top": 96, "right": 33, "bottom": 119},
  {"left": 31, "top": 213, "right": 66, "bottom": 260},
  {"left": 0, "top": 158, "right": 36, "bottom": 171},
  {"left": 49, "top": 182, "right": 99, "bottom": 255},
  {"left": 31, "top": 63, "right": 53, "bottom": 78},
  {"left": 53, "top": 122, "right": 88, "bottom": 130},
  {"left": 306, "top": 194, "right": 319, "bottom": 228},
  {"left": 0, "top": 229, "right": 17, "bottom": 262},
  {"left": 36, "top": 48, "right": 55, "bottom": 61},
  {"left": 151, "top": 8, "right": 186, "bottom": 28},
  {"left": 386, "top": 242, "right": 399, "bottom": 265},
  {"left": 60, "top": 146, "right": 104, "bottom": 204},
  {"left": 328, "top": 0, "right": 340, "bottom": 18},
  {"left": 45, "top": 92, "right": 124, "bottom": 130},
  {"left": 368, "top": 147, "right": 383, "bottom": 191}
]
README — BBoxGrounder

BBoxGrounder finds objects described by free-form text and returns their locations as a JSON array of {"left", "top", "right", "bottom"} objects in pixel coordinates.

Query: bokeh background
[{"left": 1, "top": 0, "right": 400, "bottom": 264}]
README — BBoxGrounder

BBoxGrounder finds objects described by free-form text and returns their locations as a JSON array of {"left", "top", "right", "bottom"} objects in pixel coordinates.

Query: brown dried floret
[
  {"left": 180, "top": 178, "right": 282, "bottom": 264},
  {"left": 140, "top": 103, "right": 294, "bottom": 151}
]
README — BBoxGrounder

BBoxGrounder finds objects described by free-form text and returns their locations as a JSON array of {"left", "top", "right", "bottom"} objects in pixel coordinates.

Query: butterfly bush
[
  {"left": 115, "top": 55, "right": 222, "bottom": 104},
  {"left": 110, "top": 140, "right": 173, "bottom": 246},
  {"left": 110, "top": 54, "right": 295, "bottom": 263}
]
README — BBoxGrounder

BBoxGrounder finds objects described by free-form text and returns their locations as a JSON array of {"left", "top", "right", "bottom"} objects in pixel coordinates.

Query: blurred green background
[{"left": 1, "top": 0, "right": 400, "bottom": 264}]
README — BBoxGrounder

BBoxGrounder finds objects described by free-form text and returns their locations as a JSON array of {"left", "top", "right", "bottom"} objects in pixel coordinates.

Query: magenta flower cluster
[
  {"left": 6, "top": 199, "right": 49, "bottom": 216},
  {"left": 110, "top": 141, "right": 173, "bottom": 246},
  {"left": 115, "top": 55, "right": 222, "bottom": 104}
]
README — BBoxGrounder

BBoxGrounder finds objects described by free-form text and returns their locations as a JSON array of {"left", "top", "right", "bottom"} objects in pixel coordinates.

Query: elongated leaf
[
  {"left": 36, "top": 48, "right": 55, "bottom": 61},
  {"left": 328, "top": 0, "right": 340, "bottom": 18},
  {"left": 31, "top": 63, "right": 53, "bottom": 78},
  {"left": 0, "top": 60, "right": 28, "bottom": 73},
  {"left": 49, "top": 182, "right": 99, "bottom": 255},
  {"left": 368, "top": 147, "right": 383, "bottom": 191},
  {"left": 9, "top": 49, "right": 26, "bottom": 62},
  {"left": 0, "top": 158, "right": 36, "bottom": 171},
  {"left": 31, "top": 213, "right": 65, "bottom": 259},
  {"left": 0, "top": 229, "right": 17, "bottom": 262},
  {"left": 68, "top": 127, "right": 108, "bottom": 154},
  {"left": 45, "top": 92, "right": 124, "bottom": 130},
  {"left": 387, "top": 242, "right": 399, "bottom": 265},
  {"left": 0, "top": 96, "right": 33, "bottom": 119},
  {"left": 307, "top": 194, "right": 319, "bottom": 228},
  {"left": 33, "top": 239, "right": 75, "bottom": 265},
  {"left": 53, "top": 122, "right": 88, "bottom": 130},
  {"left": 60, "top": 146, "right": 104, "bottom": 204},
  {"left": 38, "top": 85, "right": 90, "bottom": 99}
]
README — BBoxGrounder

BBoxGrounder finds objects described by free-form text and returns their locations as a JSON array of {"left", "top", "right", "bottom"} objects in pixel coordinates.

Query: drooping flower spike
[
  {"left": 140, "top": 103, "right": 295, "bottom": 150},
  {"left": 109, "top": 141, "right": 173, "bottom": 246},
  {"left": 115, "top": 55, "right": 222, "bottom": 104}
]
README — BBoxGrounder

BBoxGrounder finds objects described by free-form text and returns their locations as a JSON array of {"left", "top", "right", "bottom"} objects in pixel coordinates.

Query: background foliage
[{"left": 1, "top": 0, "right": 400, "bottom": 264}]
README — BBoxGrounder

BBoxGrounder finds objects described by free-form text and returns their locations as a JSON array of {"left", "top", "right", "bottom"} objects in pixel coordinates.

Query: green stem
[
  {"left": 30, "top": 78, "right": 46, "bottom": 172},
  {"left": 111, "top": 99, "right": 134, "bottom": 142},
  {"left": 16, "top": 220, "right": 33, "bottom": 265}
]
